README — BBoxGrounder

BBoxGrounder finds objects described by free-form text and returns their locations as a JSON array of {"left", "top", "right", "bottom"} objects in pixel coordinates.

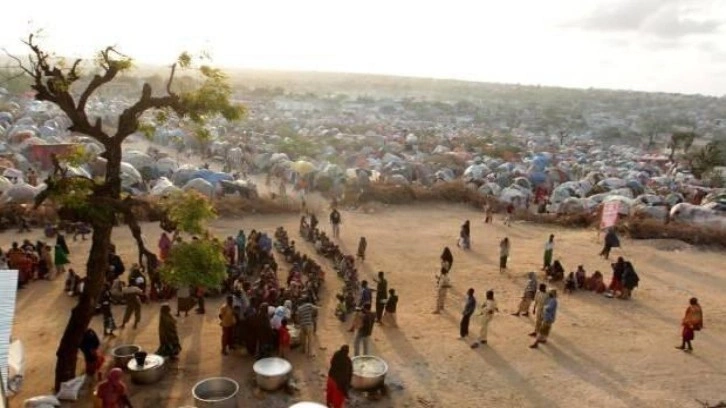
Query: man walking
[
  {"left": 297, "top": 297, "right": 318, "bottom": 357},
  {"left": 530, "top": 289, "right": 558, "bottom": 349},
  {"left": 529, "top": 283, "right": 548, "bottom": 337},
  {"left": 219, "top": 296, "right": 237, "bottom": 355},
  {"left": 330, "top": 208, "right": 342, "bottom": 239},
  {"left": 382, "top": 289, "right": 398, "bottom": 327},
  {"left": 354, "top": 304, "right": 375, "bottom": 356},
  {"left": 472, "top": 290, "right": 498, "bottom": 348},
  {"left": 513, "top": 272, "right": 537, "bottom": 317},
  {"left": 374, "top": 271, "right": 388, "bottom": 323},
  {"left": 460, "top": 288, "right": 476, "bottom": 338},
  {"left": 120, "top": 282, "right": 143, "bottom": 330}
]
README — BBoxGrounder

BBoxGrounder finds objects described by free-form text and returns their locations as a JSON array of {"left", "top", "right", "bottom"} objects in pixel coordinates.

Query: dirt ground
[{"left": 6, "top": 201, "right": 726, "bottom": 408}]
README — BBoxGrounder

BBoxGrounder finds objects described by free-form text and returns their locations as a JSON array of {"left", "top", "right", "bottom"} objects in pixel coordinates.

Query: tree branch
[
  {"left": 166, "top": 63, "right": 177, "bottom": 95},
  {"left": 18, "top": 35, "right": 111, "bottom": 143},
  {"left": 77, "top": 47, "right": 119, "bottom": 114}
]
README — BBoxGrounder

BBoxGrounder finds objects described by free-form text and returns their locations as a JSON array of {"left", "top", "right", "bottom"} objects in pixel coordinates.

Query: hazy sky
[{"left": 2, "top": 0, "right": 726, "bottom": 95}]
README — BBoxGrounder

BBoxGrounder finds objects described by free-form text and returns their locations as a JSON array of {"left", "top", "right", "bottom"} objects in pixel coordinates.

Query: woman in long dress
[
  {"left": 499, "top": 238, "right": 510, "bottom": 273},
  {"left": 440, "top": 247, "right": 453, "bottom": 274},
  {"left": 156, "top": 304, "right": 181, "bottom": 358},
  {"left": 54, "top": 242, "right": 69, "bottom": 278},
  {"left": 158, "top": 233, "right": 172, "bottom": 262},
  {"left": 676, "top": 297, "right": 703, "bottom": 352},
  {"left": 542, "top": 234, "right": 555, "bottom": 270},
  {"left": 326, "top": 345, "right": 353, "bottom": 408}
]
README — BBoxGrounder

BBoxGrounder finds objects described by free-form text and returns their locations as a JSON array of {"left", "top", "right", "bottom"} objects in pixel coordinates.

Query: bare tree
[{"left": 8, "top": 34, "right": 242, "bottom": 389}]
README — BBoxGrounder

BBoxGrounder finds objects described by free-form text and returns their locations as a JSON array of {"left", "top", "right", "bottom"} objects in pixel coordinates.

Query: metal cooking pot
[
  {"left": 112, "top": 345, "right": 141, "bottom": 369},
  {"left": 192, "top": 377, "right": 239, "bottom": 408},
  {"left": 127, "top": 353, "right": 165, "bottom": 384},
  {"left": 253, "top": 357, "right": 292, "bottom": 391},
  {"left": 351, "top": 355, "right": 388, "bottom": 390},
  {"left": 289, "top": 403, "right": 327, "bottom": 408}
]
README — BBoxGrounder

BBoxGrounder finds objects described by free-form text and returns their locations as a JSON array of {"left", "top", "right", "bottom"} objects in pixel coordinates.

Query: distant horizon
[
  {"left": 2, "top": 55, "right": 723, "bottom": 99},
  {"left": 2, "top": 0, "right": 725, "bottom": 96}
]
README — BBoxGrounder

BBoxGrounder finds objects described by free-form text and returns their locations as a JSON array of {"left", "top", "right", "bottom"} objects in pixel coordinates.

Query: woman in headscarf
[
  {"left": 255, "top": 303, "right": 275, "bottom": 359},
  {"left": 158, "top": 232, "right": 171, "bottom": 262},
  {"left": 512, "top": 272, "right": 537, "bottom": 317},
  {"left": 79, "top": 328, "right": 104, "bottom": 380},
  {"left": 326, "top": 345, "right": 353, "bottom": 408},
  {"left": 440, "top": 247, "right": 453, "bottom": 274},
  {"left": 235, "top": 230, "right": 246, "bottom": 265},
  {"left": 357, "top": 237, "right": 367, "bottom": 261},
  {"left": 458, "top": 220, "right": 471, "bottom": 249},
  {"left": 676, "top": 297, "right": 703, "bottom": 352},
  {"left": 54, "top": 240, "right": 69, "bottom": 278},
  {"left": 499, "top": 238, "right": 510, "bottom": 273},
  {"left": 156, "top": 304, "right": 181, "bottom": 359},
  {"left": 542, "top": 234, "right": 555, "bottom": 270},
  {"left": 95, "top": 368, "right": 133, "bottom": 408},
  {"left": 40, "top": 244, "right": 55, "bottom": 280},
  {"left": 608, "top": 257, "right": 626, "bottom": 296},
  {"left": 56, "top": 233, "right": 70, "bottom": 255}
]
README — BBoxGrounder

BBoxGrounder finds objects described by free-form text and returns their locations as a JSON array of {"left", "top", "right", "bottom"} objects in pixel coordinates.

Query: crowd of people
[
  {"left": 439, "top": 216, "right": 664, "bottom": 354},
  {"left": 0, "top": 235, "right": 71, "bottom": 288},
  {"left": 3, "top": 191, "right": 707, "bottom": 408}
]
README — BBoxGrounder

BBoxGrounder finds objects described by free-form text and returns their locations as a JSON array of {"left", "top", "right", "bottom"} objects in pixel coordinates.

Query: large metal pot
[
  {"left": 288, "top": 325, "right": 301, "bottom": 347},
  {"left": 351, "top": 355, "right": 388, "bottom": 391},
  {"left": 126, "top": 353, "right": 165, "bottom": 384},
  {"left": 112, "top": 345, "right": 141, "bottom": 369},
  {"left": 253, "top": 357, "right": 292, "bottom": 391},
  {"left": 289, "top": 403, "right": 327, "bottom": 408},
  {"left": 192, "top": 377, "right": 239, "bottom": 408}
]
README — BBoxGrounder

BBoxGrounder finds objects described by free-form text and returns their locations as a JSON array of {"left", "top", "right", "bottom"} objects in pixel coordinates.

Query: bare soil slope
[{"left": 8, "top": 204, "right": 726, "bottom": 408}]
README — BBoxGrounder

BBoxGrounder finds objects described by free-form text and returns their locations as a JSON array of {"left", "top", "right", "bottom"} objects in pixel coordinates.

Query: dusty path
[{"left": 7, "top": 202, "right": 726, "bottom": 407}]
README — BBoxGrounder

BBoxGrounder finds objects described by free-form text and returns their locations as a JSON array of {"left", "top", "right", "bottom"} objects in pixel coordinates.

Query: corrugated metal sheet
[{"left": 0, "top": 270, "right": 19, "bottom": 393}]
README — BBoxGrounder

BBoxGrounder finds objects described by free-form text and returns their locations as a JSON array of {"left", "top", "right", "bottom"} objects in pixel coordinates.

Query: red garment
[
  {"left": 278, "top": 326, "right": 291, "bottom": 349},
  {"left": 682, "top": 325, "right": 695, "bottom": 341},
  {"left": 86, "top": 350, "right": 105, "bottom": 376},
  {"left": 608, "top": 277, "right": 622, "bottom": 293},
  {"left": 326, "top": 376, "right": 345, "bottom": 408},
  {"left": 96, "top": 369, "right": 127, "bottom": 408}
]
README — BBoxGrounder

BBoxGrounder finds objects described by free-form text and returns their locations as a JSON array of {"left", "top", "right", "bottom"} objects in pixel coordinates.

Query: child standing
[{"left": 278, "top": 318, "right": 291, "bottom": 358}]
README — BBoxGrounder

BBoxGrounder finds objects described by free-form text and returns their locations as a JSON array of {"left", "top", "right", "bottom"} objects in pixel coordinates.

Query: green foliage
[
  {"left": 179, "top": 64, "right": 246, "bottom": 123},
  {"left": 689, "top": 142, "right": 724, "bottom": 179},
  {"left": 159, "top": 239, "right": 227, "bottom": 288},
  {"left": 668, "top": 131, "right": 697, "bottom": 159},
  {"left": 58, "top": 144, "right": 93, "bottom": 167},
  {"left": 177, "top": 52, "right": 192, "bottom": 68},
  {"left": 278, "top": 136, "right": 319, "bottom": 159},
  {"left": 138, "top": 122, "right": 156, "bottom": 139},
  {"left": 161, "top": 190, "right": 217, "bottom": 235}
]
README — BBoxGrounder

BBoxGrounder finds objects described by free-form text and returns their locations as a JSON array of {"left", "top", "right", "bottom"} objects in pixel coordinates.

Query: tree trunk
[
  {"left": 54, "top": 143, "right": 122, "bottom": 390},
  {"left": 54, "top": 221, "right": 112, "bottom": 391}
]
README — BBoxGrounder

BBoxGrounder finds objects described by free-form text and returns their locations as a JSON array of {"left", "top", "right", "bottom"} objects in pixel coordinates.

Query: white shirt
[{"left": 545, "top": 242, "right": 554, "bottom": 251}]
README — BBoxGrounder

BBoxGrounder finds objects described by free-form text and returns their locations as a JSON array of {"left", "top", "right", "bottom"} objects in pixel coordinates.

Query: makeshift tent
[{"left": 25, "top": 144, "right": 78, "bottom": 171}]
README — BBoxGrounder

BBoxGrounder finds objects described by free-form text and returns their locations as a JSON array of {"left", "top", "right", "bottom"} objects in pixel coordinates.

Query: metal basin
[
  {"left": 192, "top": 377, "right": 239, "bottom": 408},
  {"left": 112, "top": 345, "right": 141, "bottom": 369},
  {"left": 289, "top": 403, "right": 327, "bottom": 408},
  {"left": 253, "top": 357, "right": 292, "bottom": 391},
  {"left": 288, "top": 325, "right": 301, "bottom": 346},
  {"left": 127, "top": 353, "right": 165, "bottom": 384},
  {"left": 351, "top": 355, "right": 388, "bottom": 391}
]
